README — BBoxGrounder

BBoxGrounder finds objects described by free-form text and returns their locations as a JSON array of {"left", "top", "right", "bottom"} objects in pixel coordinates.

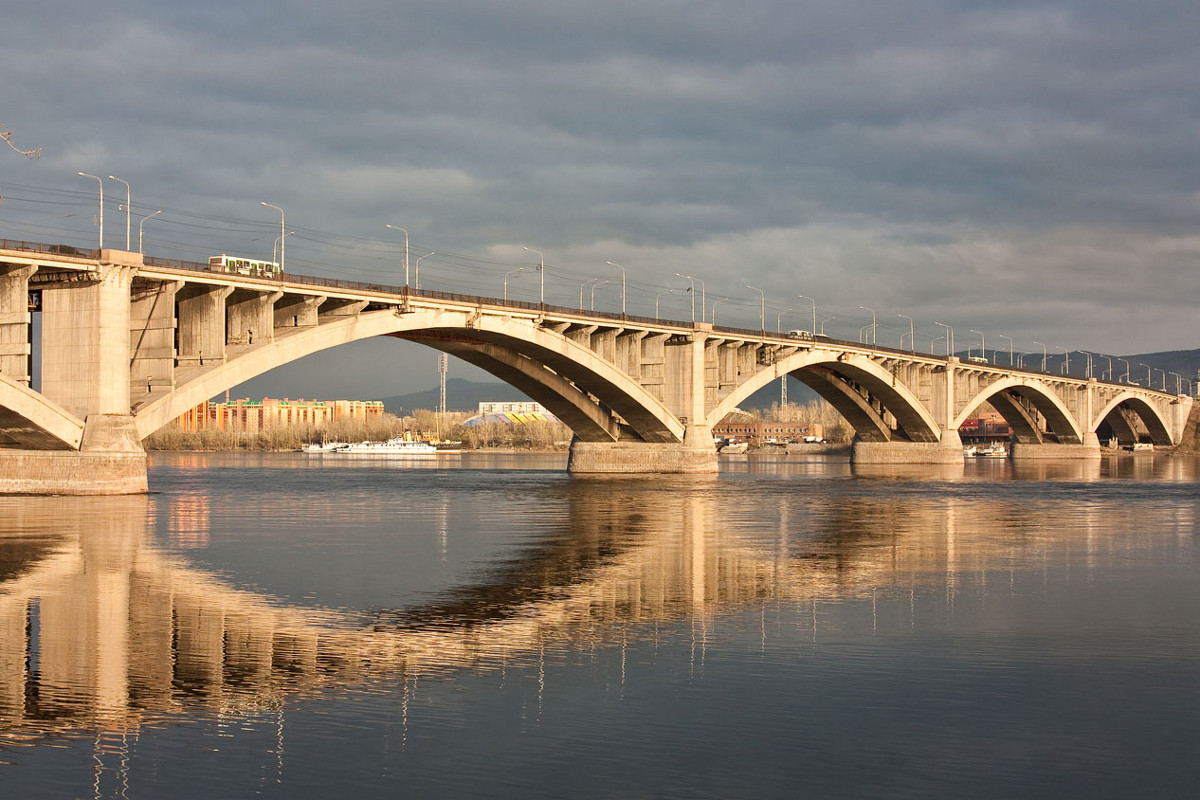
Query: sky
[{"left": 2, "top": 0, "right": 1198, "bottom": 399}]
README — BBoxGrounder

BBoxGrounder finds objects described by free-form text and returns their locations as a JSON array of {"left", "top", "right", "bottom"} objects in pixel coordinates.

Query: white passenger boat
[
  {"left": 302, "top": 441, "right": 349, "bottom": 453},
  {"left": 334, "top": 437, "right": 438, "bottom": 455}
]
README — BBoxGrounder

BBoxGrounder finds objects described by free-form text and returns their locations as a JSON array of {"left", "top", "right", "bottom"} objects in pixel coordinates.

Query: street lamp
[
  {"left": 746, "top": 285, "right": 765, "bottom": 332},
  {"left": 1079, "top": 350, "right": 1095, "bottom": 379},
  {"left": 138, "top": 209, "right": 162, "bottom": 254},
  {"left": 274, "top": 231, "right": 293, "bottom": 265},
  {"left": 591, "top": 280, "right": 609, "bottom": 310},
  {"left": 261, "top": 202, "right": 285, "bottom": 273},
  {"left": 1056, "top": 346, "right": 1070, "bottom": 375},
  {"left": 897, "top": 314, "right": 914, "bottom": 352},
  {"left": 522, "top": 246, "right": 544, "bottom": 307},
  {"left": 605, "top": 261, "right": 627, "bottom": 315},
  {"left": 415, "top": 252, "right": 435, "bottom": 290},
  {"left": 998, "top": 334, "right": 1014, "bottom": 366},
  {"left": 1170, "top": 371, "right": 1182, "bottom": 394},
  {"left": 1099, "top": 354, "right": 1113, "bottom": 381},
  {"left": 1032, "top": 341, "right": 1047, "bottom": 372},
  {"left": 77, "top": 172, "right": 103, "bottom": 249},
  {"left": 503, "top": 267, "right": 524, "bottom": 302},
  {"left": 859, "top": 306, "right": 876, "bottom": 346},
  {"left": 676, "top": 273, "right": 696, "bottom": 323},
  {"left": 1139, "top": 363, "right": 1152, "bottom": 386},
  {"left": 580, "top": 277, "right": 600, "bottom": 310},
  {"left": 1155, "top": 367, "right": 1166, "bottom": 391},
  {"left": 711, "top": 298, "right": 726, "bottom": 326},
  {"left": 819, "top": 315, "right": 835, "bottom": 336},
  {"left": 776, "top": 307, "right": 793, "bottom": 334},
  {"left": 797, "top": 295, "right": 816, "bottom": 335},
  {"left": 108, "top": 175, "right": 131, "bottom": 250},
  {"left": 655, "top": 288, "right": 674, "bottom": 318},
  {"left": 932, "top": 335, "right": 945, "bottom": 354},
  {"left": 970, "top": 330, "right": 986, "bottom": 362},
  {"left": 1118, "top": 357, "right": 1130, "bottom": 382},
  {"left": 934, "top": 322, "right": 954, "bottom": 358},
  {"left": 385, "top": 224, "right": 409, "bottom": 286}
]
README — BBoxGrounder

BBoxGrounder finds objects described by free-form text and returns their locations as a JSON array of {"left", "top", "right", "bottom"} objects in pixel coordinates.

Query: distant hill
[{"left": 386, "top": 348, "right": 1200, "bottom": 416}]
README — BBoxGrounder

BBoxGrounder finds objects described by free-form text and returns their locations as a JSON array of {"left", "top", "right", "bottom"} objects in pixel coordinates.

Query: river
[{"left": 1, "top": 451, "right": 1198, "bottom": 799}]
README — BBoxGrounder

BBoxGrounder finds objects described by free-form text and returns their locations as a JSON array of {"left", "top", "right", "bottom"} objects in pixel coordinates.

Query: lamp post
[
  {"left": 797, "top": 295, "right": 816, "bottom": 335},
  {"left": 522, "top": 246, "right": 544, "bottom": 307},
  {"left": 932, "top": 335, "right": 945, "bottom": 354},
  {"left": 819, "top": 315, "right": 834, "bottom": 336},
  {"left": 274, "top": 231, "right": 293, "bottom": 265},
  {"left": 591, "top": 280, "right": 609, "bottom": 310},
  {"left": 77, "top": 172, "right": 103, "bottom": 249},
  {"left": 138, "top": 209, "right": 162, "bottom": 254},
  {"left": 1155, "top": 367, "right": 1166, "bottom": 391},
  {"left": 261, "top": 202, "right": 285, "bottom": 273},
  {"left": 1057, "top": 346, "right": 1070, "bottom": 375},
  {"left": 605, "top": 261, "right": 627, "bottom": 315},
  {"left": 580, "top": 277, "right": 600, "bottom": 310},
  {"left": 934, "top": 322, "right": 954, "bottom": 358},
  {"left": 711, "top": 298, "right": 725, "bottom": 326},
  {"left": 1118, "top": 357, "right": 1130, "bottom": 382},
  {"left": 503, "top": 267, "right": 524, "bottom": 302},
  {"left": 746, "top": 285, "right": 765, "bottom": 333},
  {"left": 1139, "top": 363, "right": 1152, "bottom": 386},
  {"left": 655, "top": 289, "right": 674, "bottom": 318},
  {"left": 415, "top": 252, "right": 435, "bottom": 290},
  {"left": 108, "top": 175, "right": 131, "bottom": 250},
  {"left": 998, "top": 334, "right": 1014, "bottom": 366},
  {"left": 1032, "top": 341, "right": 1047, "bottom": 372},
  {"left": 384, "top": 224, "right": 409, "bottom": 286},
  {"left": 696, "top": 277, "right": 707, "bottom": 322},
  {"left": 1079, "top": 350, "right": 1095, "bottom": 379},
  {"left": 897, "top": 314, "right": 914, "bottom": 352},
  {"left": 970, "top": 330, "right": 986, "bottom": 362},
  {"left": 676, "top": 273, "right": 696, "bottom": 323},
  {"left": 1170, "top": 371, "right": 1182, "bottom": 394},
  {"left": 859, "top": 306, "right": 876, "bottom": 346},
  {"left": 776, "top": 307, "right": 793, "bottom": 334},
  {"left": 1100, "top": 354, "right": 1112, "bottom": 381}
]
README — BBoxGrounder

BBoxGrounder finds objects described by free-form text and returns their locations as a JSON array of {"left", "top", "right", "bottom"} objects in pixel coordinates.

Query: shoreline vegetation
[{"left": 145, "top": 402, "right": 853, "bottom": 453}]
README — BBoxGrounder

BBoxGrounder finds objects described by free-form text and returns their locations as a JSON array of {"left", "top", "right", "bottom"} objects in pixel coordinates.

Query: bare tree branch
[{"left": 1, "top": 125, "right": 42, "bottom": 159}]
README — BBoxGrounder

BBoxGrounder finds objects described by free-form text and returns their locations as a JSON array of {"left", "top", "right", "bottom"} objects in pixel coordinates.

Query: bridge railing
[{"left": 0, "top": 238, "right": 100, "bottom": 260}]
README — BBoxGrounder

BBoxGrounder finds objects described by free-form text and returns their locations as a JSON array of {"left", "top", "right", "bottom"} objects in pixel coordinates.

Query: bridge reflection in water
[{"left": 0, "top": 468, "right": 1192, "bottom": 763}]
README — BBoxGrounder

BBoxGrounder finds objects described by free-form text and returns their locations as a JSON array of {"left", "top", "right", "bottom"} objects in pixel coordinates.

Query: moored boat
[{"left": 333, "top": 436, "right": 438, "bottom": 455}]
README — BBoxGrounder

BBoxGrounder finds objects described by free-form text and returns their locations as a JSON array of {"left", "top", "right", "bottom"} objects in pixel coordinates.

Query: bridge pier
[
  {"left": 567, "top": 426, "right": 718, "bottom": 474},
  {"left": 850, "top": 430, "right": 965, "bottom": 465},
  {"left": 1009, "top": 432, "right": 1102, "bottom": 460},
  {"left": 0, "top": 415, "right": 147, "bottom": 495}
]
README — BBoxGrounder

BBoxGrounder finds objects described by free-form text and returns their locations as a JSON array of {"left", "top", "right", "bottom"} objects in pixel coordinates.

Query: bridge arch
[
  {"left": 0, "top": 373, "right": 85, "bottom": 450},
  {"left": 953, "top": 377, "right": 1087, "bottom": 445},
  {"left": 133, "top": 308, "right": 684, "bottom": 443},
  {"left": 1092, "top": 392, "right": 1175, "bottom": 446},
  {"left": 705, "top": 350, "right": 943, "bottom": 443}
]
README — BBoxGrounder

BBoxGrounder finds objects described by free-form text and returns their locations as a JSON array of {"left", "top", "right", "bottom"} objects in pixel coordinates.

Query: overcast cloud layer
[{"left": 3, "top": 1, "right": 1198, "bottom": 395}]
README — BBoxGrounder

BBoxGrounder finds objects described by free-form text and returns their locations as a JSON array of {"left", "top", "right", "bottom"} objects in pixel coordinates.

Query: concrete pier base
[
  {"left": 0, "top": 415, "right": 148, "bottom": 495},
  {"left": 850, "top": 431, "right": 965, "bottom": 466},
  {"left": 0, "top": 450, "right": 147, "bottom": 495},
  {"left": 568, "top": 432, "right": 718, "bottom": 475},
  {"left": 1010, "top": 434, "right": 1102, "bottom": 461}
]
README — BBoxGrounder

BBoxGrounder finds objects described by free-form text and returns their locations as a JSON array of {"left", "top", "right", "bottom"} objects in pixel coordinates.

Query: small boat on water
[
  {"left": 302, "top": 441, "right": 349, "bottom": 453},
  {"left": 976, "top": 443, "right": 1008, "bottom": 458},
  {"left": 333, "top": 436, "right": 438, "bottom": 455},
  {"left": 719, "top": 442, "right": 749, "bottom": 454}
]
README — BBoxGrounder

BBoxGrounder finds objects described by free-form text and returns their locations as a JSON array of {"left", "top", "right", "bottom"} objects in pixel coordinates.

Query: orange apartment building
[{"left": 175, "top": 398, "right": 385, "bottom": 433}]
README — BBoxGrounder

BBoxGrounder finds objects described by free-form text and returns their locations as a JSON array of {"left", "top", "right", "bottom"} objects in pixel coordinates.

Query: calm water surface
[{"left": 1, "top": 451, "right": 1199, "bottom": 799}]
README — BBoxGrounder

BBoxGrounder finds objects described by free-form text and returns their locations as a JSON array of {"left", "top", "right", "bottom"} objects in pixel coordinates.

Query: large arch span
[
  {"left": 705, "top": 350, "right": 943, "bottom": 443},
  {"left": 133, "top": 309, "right": 685, "bottom": 443}
]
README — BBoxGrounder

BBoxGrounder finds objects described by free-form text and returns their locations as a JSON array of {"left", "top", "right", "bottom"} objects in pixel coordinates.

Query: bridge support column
[
  {"left": 1010, "top": 432, "right": 1102, "bottom": 460},
  {"left": 850, "top": 429, "right": 965, "bottom": 465},
  {"left": 0, "top": 415, "right": 147, "bottom": 495},
  {"left": 567, "top": 427, "right": 719, "bottom": 474},
  {"left": 0, "top": 264, "right": 36, "bottom": 384}
]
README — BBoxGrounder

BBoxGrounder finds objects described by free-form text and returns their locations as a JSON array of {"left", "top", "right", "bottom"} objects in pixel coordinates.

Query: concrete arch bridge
[{"left": 0, "top": 243, "right": 1190, "bottom": 493}]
